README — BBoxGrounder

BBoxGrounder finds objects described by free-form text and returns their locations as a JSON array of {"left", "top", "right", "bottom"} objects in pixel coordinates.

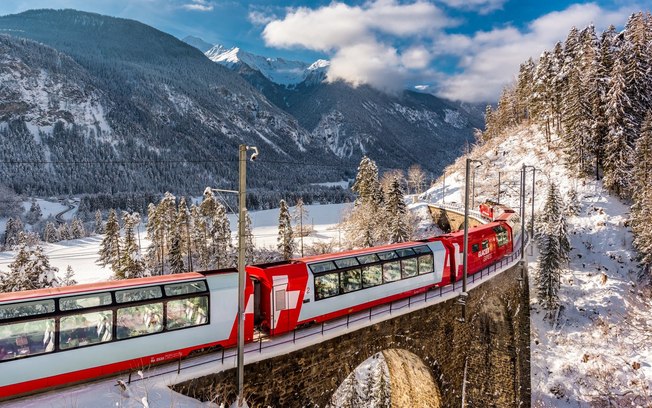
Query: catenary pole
[{"left": 236, "top": 144, "right": 247, "bottom": 408}]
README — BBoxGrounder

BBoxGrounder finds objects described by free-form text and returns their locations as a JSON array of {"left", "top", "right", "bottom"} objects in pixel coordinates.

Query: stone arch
[{"left": 329, "top": 349, "right": 442, "bottom": 408}]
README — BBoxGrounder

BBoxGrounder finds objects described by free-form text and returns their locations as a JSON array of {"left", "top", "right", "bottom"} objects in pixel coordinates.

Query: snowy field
[{"left": 0, "top": 203, "right": 352, "bottom": 284}]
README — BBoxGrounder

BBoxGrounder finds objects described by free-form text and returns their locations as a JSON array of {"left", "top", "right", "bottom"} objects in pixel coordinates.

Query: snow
[
  {"left": 0, "top": 203, "right": 352, "bottom": 284},
  {"left": 427, "top": 125, "right": 652, "bottom": 406},
  {"left": 206, "top": 45, "right": 329, "bottom": 86}
]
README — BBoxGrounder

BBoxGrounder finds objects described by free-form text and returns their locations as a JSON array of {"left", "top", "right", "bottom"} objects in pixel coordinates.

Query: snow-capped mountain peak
[{"left": 205, "top": 44, "right": 329, "bottom": 87}]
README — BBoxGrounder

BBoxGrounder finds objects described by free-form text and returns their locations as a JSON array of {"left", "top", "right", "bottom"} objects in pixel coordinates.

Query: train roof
[
  {"left": 298, "top": 240, "right": 431, "bottom": 264},
  {"left": 0, "top": 271, "right": 209, "bottom": 303}
]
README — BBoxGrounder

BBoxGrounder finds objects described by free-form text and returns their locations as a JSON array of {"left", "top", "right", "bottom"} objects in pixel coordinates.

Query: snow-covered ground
[
  {"left": 0, "top": 203, "right": 352, "bottom": 283},
  {"left": 427, "top": 125, "right": 652, "bottom": 406}
]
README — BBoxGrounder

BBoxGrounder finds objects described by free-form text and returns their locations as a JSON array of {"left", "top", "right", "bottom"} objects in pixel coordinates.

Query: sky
[{"left": 0, "top": 0, "right": 646, "bottom": 102}]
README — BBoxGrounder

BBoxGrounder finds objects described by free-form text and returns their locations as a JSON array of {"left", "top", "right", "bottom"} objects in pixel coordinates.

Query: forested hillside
[
  {"left": 0, "top": 10, "right": 348, "bottom": 200},
  {"left": 0, "top": 9, "right": 483, "bottom": 203},
  {"left": 484, "top": 12, "right": 652, "bottom": 272}
]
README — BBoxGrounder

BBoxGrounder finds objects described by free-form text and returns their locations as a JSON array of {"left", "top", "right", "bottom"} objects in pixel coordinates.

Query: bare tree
[{"left": 408, "top": 164, "right": 426, "bottom": 195}]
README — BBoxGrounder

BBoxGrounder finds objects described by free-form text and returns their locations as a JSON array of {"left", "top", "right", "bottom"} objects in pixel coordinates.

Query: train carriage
[
  {"left": 433, "top": 221, "right": 514, "bottom": 282},
  {"left": 0, "top": 270, "right": 254, "bottom": 399},
  {"left": 247, "top": 240, "right": 449, "bottom": 336}
]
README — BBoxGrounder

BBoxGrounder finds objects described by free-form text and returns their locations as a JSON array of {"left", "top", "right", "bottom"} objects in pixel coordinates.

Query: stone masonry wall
[{"left": 173, "top": 264, "right": 531, "bottom": 407}]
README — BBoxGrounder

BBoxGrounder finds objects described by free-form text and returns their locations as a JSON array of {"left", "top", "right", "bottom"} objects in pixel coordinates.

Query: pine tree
[
  {"left": 531, "top": 51, "right": 555, "bottom": 142},
  {"left": 631, "top": 112, "right": 652, "bottom": 270},
  {"left": 483, "top": 105, "right": 496, "bottom": 141},
  {"left": 42, "top": 221, "right": 59, "bottom": 243},
  {"left": 117, "top": 212, "right": 145, "bottom": 279},
  {"left": 98, "top": 209, "right": 121, "bottom": 268},
  {"left": 71, "top": 217, "right": 85, "bottom": 239},
  {"left": 57, "top": 223, "right": 71, "bottom": 241},
  {"left": 176, "top": 197, "right": 192, "bottom": 270},
  {"left": 344, "top": 156, "right": 384, "bottom": 248},
  {"left": 61, "top": 265, "right": 77, "bottom": 286},
  {"left": 536, "top": 184, "right": 570, "bottom": 313},
  {"left": 211, "top": 203, "right": 232, "bottom": 269},
  {"left": 623, "top": 12, "right": 652, "bottom": 132},
  {"left": 243, "top": 209, "right": 255, "bottom": 265},
  {"left": 168, "top": 232, "right": 185, "bottom": 274},
  {"left": 26, "top": 199, "right": 42, "bottom": 225},
  {"left": 277, "top": 199, "right": 295, "bottom": 260},
  {"left": 385, "top": 177, "right": 411, "bottom": 243},
  {"left": 565, "top": 189, "right": 581, "bottom": 217},
  {"left": 190, "top": 204, "right": 210, "bottom": 270},
  {"left": 4, "top": 217, "right": 23, "bottom": 248},
  {"left": 515, "top": 58, "right": 535, "bottom": 121},
  {"left": 351, "top": 156, "right": 383, "bottom": 207},
  {"left": 604, "top": 57, "right": 636, "bottom": 198},
  {"left": 94, "top": 209, "right": 104, "bottom": 234},
  {"left": 1, "top": 244, "right": 59, "bottom": 292}
]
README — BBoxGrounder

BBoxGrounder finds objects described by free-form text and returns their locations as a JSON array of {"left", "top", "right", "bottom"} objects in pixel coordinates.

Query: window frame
[
  {"left": 0, "top": 279, "right": 210, "bottom": 363},
  {"left": 311, "top": 245, "right": 436, "bottom": 301}
]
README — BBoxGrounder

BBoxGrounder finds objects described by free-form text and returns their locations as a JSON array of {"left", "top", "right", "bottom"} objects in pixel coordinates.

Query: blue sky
[{"left": 0, "top": 1, "right": 646, "bottom": 101}]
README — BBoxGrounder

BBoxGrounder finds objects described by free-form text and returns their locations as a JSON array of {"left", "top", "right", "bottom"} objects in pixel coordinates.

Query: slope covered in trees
[{"left": 485, "top": 12, "right": 652, "bottom": 272}]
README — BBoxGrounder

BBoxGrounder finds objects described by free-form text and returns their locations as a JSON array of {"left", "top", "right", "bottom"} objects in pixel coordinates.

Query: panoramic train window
[
  {"left": 314, "top": 273, "right": 339, "bottom": 300},
  {"left": 357, "top": 254, "right": 379, "bottom": 265},
  {"left": 60, "top": 293, "right": 112, "bottom": 311},
  {"left": 340, "top": 269, "right": 362, "bottom": 293},
  {"left": 418, "top": 255, "right": 434, "bottom": 274},
  {"left": 383, "top": 261, "right": 401, "bottom": 282},
  {"left": 0, "top": 299, "right": 55, "bottom": 320},
  {"left": 362, "top": 265, "right": 382, "bottom": 288},
  {"left": 115, "top": 286, "right": 162, "bottom": 303},
  {"left": 413, "top": 245, "right": 431, "bottom": 254},
  {"left": 166, "top": 296, "right": 209, "bottom": 330},
  {"left": 116, "top": 303, "right": 164, "bottom": 339},
  {"left": 378, "top": 251, "right": 398, "bottom": 261},
  {"left": 395, "top": 248, "right": 416, "bottom": 258},
  {"left": 164, "top": 281, "right": 208, "bottom": 297},
  {"left": 401, "top": 258, "right": 418, "bottom": 278},
  {"left": 310, "top": 261, "right": 337, "bottom": 274},
  {"left": 334, "top": 258, "right": 359, "bottom": 269},
  {"left": 0, "top": 318, "right": 55, "bottom": 360},
  {"left": 59, "top": 310, "right": 113, "bottom": 349}
]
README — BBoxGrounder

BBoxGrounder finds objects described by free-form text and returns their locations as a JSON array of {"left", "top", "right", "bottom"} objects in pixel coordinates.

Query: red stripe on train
[{"left": 0, "top": 339, "right": 234, "bottom": 400}]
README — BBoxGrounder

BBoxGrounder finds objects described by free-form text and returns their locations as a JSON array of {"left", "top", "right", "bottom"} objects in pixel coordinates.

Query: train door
[
  {"left": 251, "top": 276, "right": 261, "bottom": 326},
  {"left": 272, "top": 282, "right": 288, "bottom": 335}
]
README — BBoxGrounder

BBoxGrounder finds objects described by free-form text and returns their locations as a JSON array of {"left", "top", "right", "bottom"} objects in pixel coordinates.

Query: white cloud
[
  {"left": 248, "top": 10, "right": 276, "bottom": 26},
  {"left": 436, "top": 3, "right": 633, "bottom": 102},
  {"left": 181, "top": 0, "right": 213, "bottom": 12},
  {"left": 261, "top": 0, "right": 453, "bottom": 91},
  {"left": 438, "top": 0, "right": 507, "bottom": 14}
]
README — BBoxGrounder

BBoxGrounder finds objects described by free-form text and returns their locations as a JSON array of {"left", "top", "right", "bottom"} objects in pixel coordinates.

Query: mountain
[
  {"left": 0, "top": 9, "right": 482, "bottom": 199},
  {"left": 205, "top": 44, "right": 329, "bottom": 87},
  {"left": 200, "top": 43, "right": 484, "bottom": 172},
  {"left": 181, "top": 35, "right": 213, "bottom": 53},
  {"left": 0, "top": 10, "right": 348, "bottom": 197}
]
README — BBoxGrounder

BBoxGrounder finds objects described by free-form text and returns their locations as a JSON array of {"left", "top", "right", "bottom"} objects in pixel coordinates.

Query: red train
[{"left": 0, "top": 213, "right": 519, "bottom": 400}]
